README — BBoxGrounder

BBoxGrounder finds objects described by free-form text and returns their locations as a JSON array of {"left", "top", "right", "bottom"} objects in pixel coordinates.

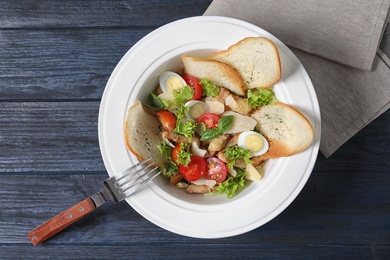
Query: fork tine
[
  {"left": 116, "top": 165, "right": 158, "bottom": 190},
  {"left": 112, "top": 157, "right": 161, "bottom": 199},
  {"left": 115, "top": 163, "right": 155, "bottom": 187},
  {"left": 115, "top": 157, "right": 153, "bottom": 182},
  {"left": 120, "top": 166, "right": 161, "bottom": 197}
]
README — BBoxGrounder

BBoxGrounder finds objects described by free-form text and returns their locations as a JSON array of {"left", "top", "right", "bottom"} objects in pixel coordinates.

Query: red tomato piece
[
  {"left": 179, "top": 156, "right": 206, "bottom": 182},
  {"left": 205, "top": 157, "right": 227, "bottom": 183},
  {"left": 156, "top": 110, "right": 176, "bottom": 132},
  {"left": 171, "top": 144, "right": 181, "bottom": 165},
  {"left": 182, "top": 75, "right": 202, "bottom": 100},
  {"left": 197, "top": 113, "right": 220, "bottom": 129}
]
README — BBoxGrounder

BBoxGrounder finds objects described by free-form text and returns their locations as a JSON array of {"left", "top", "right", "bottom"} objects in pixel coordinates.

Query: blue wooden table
[{"left": 1, "top": 1, "right": 389, "bottom": 258}]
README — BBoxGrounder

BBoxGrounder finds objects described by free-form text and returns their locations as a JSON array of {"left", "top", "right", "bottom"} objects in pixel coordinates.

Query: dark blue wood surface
[{"left": 0, "top": 1, "right": 389, "bottom": 258}]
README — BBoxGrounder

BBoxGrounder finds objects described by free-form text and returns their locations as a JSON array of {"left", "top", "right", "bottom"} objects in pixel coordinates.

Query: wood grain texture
[
  {"left": 0, "top": 102, "right": 104, "bottom": 172},
  {"left": 0, "top": 244, "right": 389, "bottom": 259},
  {"left": 0, "top": 0, "right": 213, "bottom": 29},
  {"left": 0, "top": 0, "right": 389, "bottom": 258},
  {"left": 0, "top": 29, "right": 147, "bottom": 100}
]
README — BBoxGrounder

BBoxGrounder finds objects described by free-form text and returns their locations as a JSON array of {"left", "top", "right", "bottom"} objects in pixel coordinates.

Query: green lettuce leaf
[
  {"left": 156, "top": 141, "right": 178, "bottom": 178},
  {"left": 199, "top": 78, "right": 219, "bottom": 98},
  {"left": 224, "top": 145, "right": 252, "bottom": 168},
  {"left": 177, "top": 143, "right": 192, "bottom": 166},
  {"left": 247, "top": 88, "right": 278, "bottom": 109},
  {"left": 173, "top": 85, "right": 193, "bottom": 106},
  {"left": 216, "top": 167, "right": 247, "bottom": 199},
  {"left": 173, "top": 105, "right": 197, "bottom": 140}
]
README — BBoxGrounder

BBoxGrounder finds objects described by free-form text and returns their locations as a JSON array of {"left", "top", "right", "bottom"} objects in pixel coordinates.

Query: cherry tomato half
[
  {"left": 204, "top": 157, "right": 227, "bottom": 183},
  {"left": 171, "top": 143, "right": 181, "bottom": 165},
  {"left": 179, "top": 156, "right": 206, "bottom": 182},
  {"left": 156, "top": 110, "right": 176, "bottom": 132},
  {"left": 197, "top": 113, "right": 220, "bottom": 129},
  {"left": 182, "top": 75, "right": 202, "bottom": 100}
]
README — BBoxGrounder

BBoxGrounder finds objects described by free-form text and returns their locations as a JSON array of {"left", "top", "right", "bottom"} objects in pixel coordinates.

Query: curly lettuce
[
  {"left": 224, "top": 145, "right": 252, "bottom": 168},
  {"left": 247, "top": 88, "right": 278, "bottom": 109},
  {"left": 199, "top": 78, "right": 219, "bottom": 98},
  {"left": 176, "top": 143, "right": 192, "bottom": 166},
  {"left": 216, "top": 167, "right": 247, "bottom": 199},
  {"left": 156, "top": 141, "right": 178, "bottom": 177}
]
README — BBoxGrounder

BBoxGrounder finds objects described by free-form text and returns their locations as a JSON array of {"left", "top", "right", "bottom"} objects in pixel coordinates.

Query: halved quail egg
[
  {"left": 184, "top": 100, "right": 209, "bottom": 120},
  {"left": 237, "top": 131, "right": 269, "bottom": 156},
  {"left": 159, "top": 71, "right": 187, "bottom": 93}
]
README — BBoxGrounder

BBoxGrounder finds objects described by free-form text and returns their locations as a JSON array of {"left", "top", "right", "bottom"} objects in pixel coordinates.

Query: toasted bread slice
[
  {"left": 182, "top": 56, "right": 246, "bottom": 96},
  {"left": 251, "top": 102, "right": 313, "bottom": 159},
  {"left": 210, "top": 37, "right": 281, "bottom": 89},
  {"left": 124, "top": 101, "right": 165, "bottom": 166}
]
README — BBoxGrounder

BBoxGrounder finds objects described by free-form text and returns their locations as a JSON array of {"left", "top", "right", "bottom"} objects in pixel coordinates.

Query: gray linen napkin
[{"left": 204, "top": 0, "right": 390, "bottom": 157}]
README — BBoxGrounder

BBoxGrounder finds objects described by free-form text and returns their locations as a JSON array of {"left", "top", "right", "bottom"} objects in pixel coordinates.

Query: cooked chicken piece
[
  {"left": 233, "top": 158, "right": 247, "bottom": 168},
  {"left": 162, "top": 131, "right": 198, "bottom": 144},
  {"left": 226, "top": 134, "right": 239, "bottom": 147},
  {"left": 223, "top": 91, "right": 252, "bottom": 115},
  {"left": 205, "top": 100, "right": 225, "bottom": 115},
  {"left": 186, "top": 184, "right": 212, "bottom": 194},
  {"left": 217, "top": 151, "right": 246, "bottom": 168},
  {"left": 215, "top": 87, "right": 231, "bottom": 103},
  {"left": 217, "top": 151, "right": 229, "bottom": 164}
]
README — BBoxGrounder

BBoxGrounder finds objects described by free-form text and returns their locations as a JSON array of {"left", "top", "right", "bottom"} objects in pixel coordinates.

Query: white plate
[{"left": 98, "top": 16, "right": 321, "bottom": 238}]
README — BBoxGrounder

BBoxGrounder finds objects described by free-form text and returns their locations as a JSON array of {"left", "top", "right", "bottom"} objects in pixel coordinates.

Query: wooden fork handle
[{"left": 28, "top": 198, "right": 96, "bottom": 246}]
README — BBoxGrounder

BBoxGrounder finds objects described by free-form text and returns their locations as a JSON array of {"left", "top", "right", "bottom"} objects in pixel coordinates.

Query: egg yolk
[
  {"left": 245, "top": 134, "right": 264, "bottom": 153},
  {"left": 165, "top": 76, "right": 183, "bottom": 92}
]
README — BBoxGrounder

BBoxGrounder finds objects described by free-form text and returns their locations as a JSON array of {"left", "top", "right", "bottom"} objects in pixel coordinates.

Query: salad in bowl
[{"left": 124, "top": 37, "right": 314, "bottom": 199}]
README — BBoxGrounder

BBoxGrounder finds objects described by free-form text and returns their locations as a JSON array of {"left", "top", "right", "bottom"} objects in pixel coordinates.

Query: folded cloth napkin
[{"left": 204, "top": 0, "right": 390, "bottom": 157}]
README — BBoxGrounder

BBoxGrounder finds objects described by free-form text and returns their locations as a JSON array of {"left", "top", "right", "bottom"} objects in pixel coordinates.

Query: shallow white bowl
[{"left": 98, "top": 16, "right": 321, "bottom": 238}]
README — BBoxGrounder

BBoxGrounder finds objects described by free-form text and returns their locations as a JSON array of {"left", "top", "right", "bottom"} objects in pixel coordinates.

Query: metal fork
[{"left": 28, "top": 158, "right": 161, "bottom": 246}]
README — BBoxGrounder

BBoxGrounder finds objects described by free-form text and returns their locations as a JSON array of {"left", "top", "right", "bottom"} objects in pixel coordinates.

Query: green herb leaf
[
  {"left": 200, "top": 115, "right": 234, "bottom": 141},
  {"left": 142, "top": 92, "right": 165, "bottom": 110},
  {"left": 200, "top": 129, "right": 221, "bottom": 141},
  {"left": 217, "top": 115, "right": 234, "bottom": 132}
]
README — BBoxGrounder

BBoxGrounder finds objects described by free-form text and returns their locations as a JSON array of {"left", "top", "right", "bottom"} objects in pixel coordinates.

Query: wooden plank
[
  {"left": 1, "top": 244, "right": 389, "bottom": 259},
  {"left": 2, "top": 169, "right": 389, "bottom": 245},
  {"left": 0, "top": 29, "right": 148, "bottom": 100},
  {"left": 0, "top": 102, "right": 104, "bottom": 172},
  {"left": 0, "top": 0, "right": 212, "bottom": 29}
]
